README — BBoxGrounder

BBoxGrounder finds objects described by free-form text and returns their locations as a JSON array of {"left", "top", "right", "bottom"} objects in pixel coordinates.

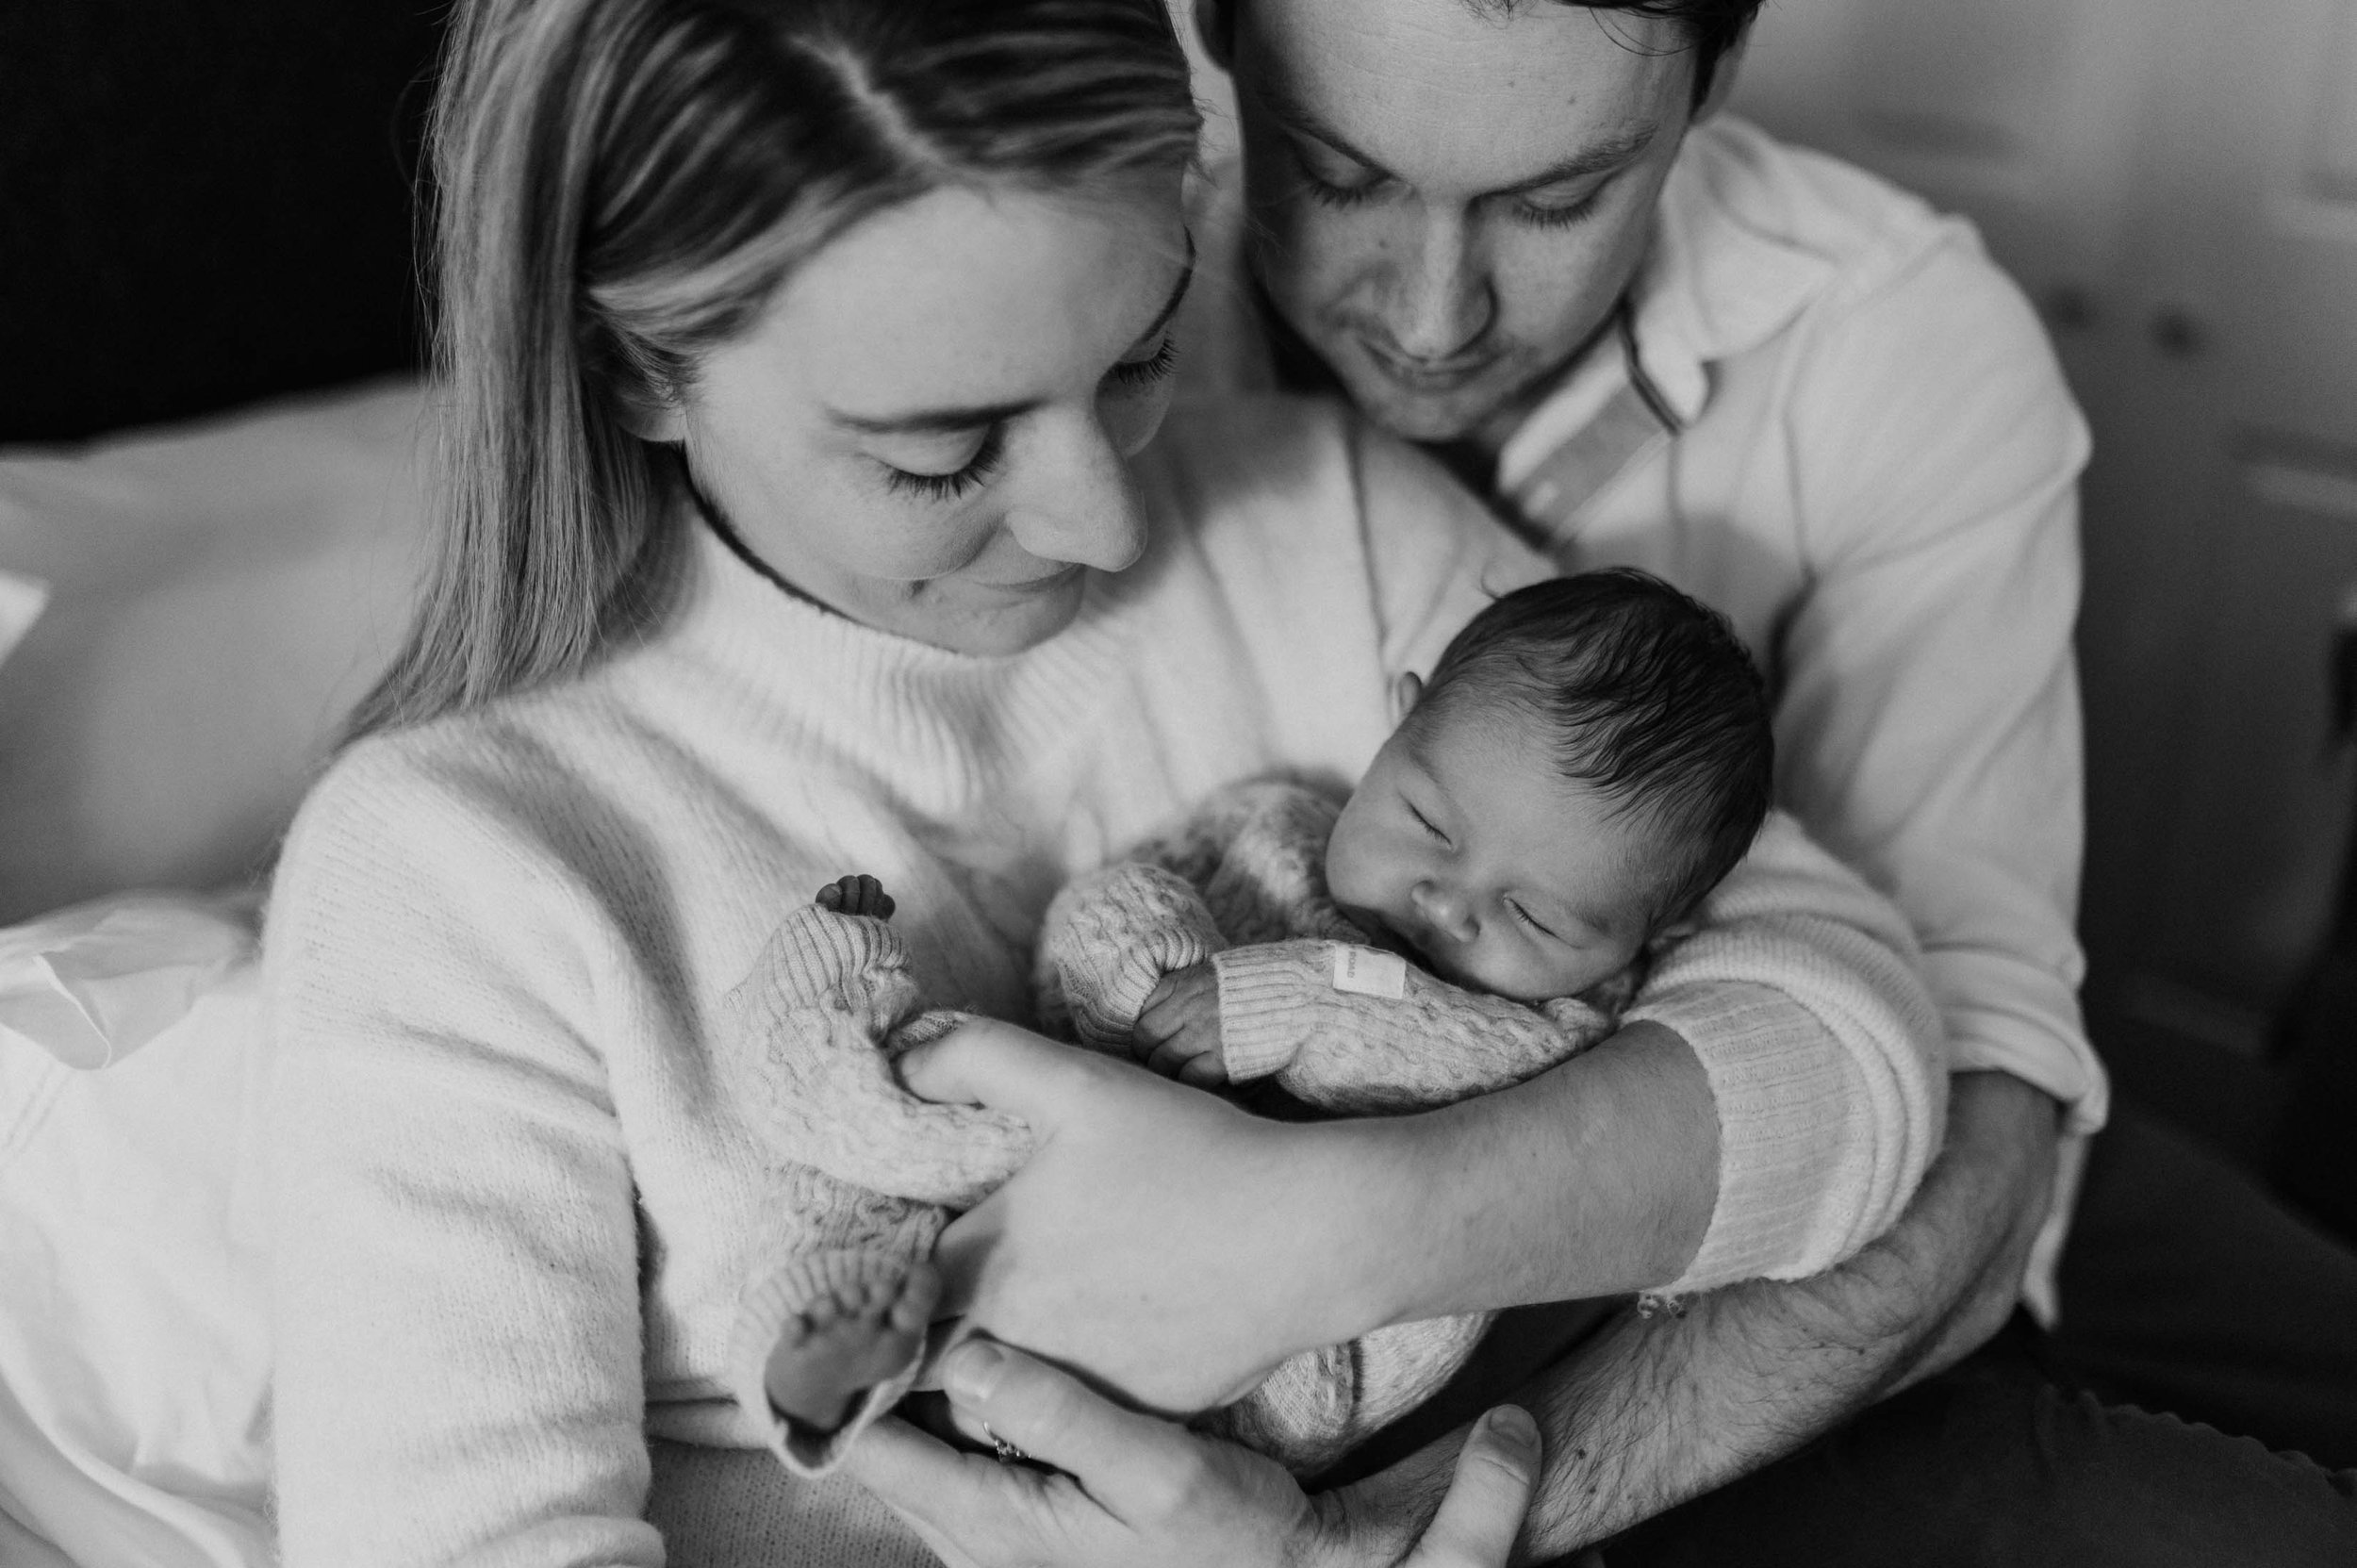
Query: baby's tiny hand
[
  {"left": 816, "top": 873, "right": 897, "bottom": 920},
  {"left": 1132, "top": 961, "right": 1226, "bottom": 1086}
]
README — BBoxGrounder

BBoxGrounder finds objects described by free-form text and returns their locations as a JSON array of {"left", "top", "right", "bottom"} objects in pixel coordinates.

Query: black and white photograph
[{"left": 3, "top": 2, "right": 2355, "bottom": 1563}]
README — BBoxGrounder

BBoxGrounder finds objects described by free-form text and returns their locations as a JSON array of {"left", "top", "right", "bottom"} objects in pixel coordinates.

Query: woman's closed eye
[
  {"left": 881, "top": 423, "right": 1007, "bottom": 503},
  {"left": 1105, "top": 335, "right": 1178, "bottom": 390}
]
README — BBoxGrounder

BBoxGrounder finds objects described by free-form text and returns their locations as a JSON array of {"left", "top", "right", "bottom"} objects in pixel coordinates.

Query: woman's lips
[{"left": 976, "top": 566, "right": 1083, "bottom": 595}]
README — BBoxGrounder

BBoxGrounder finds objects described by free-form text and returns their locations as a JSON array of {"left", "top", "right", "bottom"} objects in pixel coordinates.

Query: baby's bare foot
[
  {"left": 816, "top": 873, "right": 897, "bottom": 920},
  {"left": 763, "top": 1258, "right": 939, "bottom": 1433}
]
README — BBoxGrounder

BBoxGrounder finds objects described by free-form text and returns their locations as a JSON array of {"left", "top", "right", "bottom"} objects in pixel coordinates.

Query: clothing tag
[{"left": 1330, "top": 945, "right": 1409, "bottom": 999}]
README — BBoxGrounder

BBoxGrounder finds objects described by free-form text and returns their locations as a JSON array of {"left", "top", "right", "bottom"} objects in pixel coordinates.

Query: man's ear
[
  {"left": 1388, "top": 670, "right": 1424, "bottom": 725},
  {"left": 1692, "top": 22, "right": 1754, "bottom": 124},
  {"left": 1194, "top": 0, "right": 1237, "bottom": 72}
]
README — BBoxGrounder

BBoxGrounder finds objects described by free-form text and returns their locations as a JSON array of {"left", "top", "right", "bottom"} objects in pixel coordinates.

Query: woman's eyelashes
[
  {"left": 882, "top": 424, "right": 1007, "bottom": 502},
  {"left": 1106, "top": 335, "right": 1179, "bottom": 389},
  {"left": 880, "top": 339, "right": 1178, "bottom": 503}
]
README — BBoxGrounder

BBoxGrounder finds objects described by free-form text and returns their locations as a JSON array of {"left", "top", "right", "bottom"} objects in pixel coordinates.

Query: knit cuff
[
  {"left": 1044, "top": 864, "right": 1223, "bottom": 1050},
  {"left": 774, "top": 904, "right": 904, "bottom": 988},
  {"left": 1627, "top": 979, "right": 1862, "bottom": 1295},
  {"left": 1211, "top": 945, "right": 1327, "bottom": 1081},
  {"left": 729, "top": 1249, "right": 926, "bottom": 1478}
]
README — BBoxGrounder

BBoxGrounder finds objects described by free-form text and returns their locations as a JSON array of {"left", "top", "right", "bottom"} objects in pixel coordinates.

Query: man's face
[{"left": 1225, "top": 0, "right": 1700, "bottom": 442}]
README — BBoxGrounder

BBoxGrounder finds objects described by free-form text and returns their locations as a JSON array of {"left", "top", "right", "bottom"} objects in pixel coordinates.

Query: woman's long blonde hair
[{"left": 350, "top": 0, "right": 1200, "bottom": 737}]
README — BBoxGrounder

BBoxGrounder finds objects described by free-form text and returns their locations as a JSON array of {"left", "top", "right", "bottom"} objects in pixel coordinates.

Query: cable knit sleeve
[
  {"left": 1626, "top": 811, "right": 1947, "bottom": 1293},
  {"left": 264, "top": 742, "right": 661, "bottom": 1568},
  {"left": 1212, "top": 940, "right": 1613, "bottom": 1113}
]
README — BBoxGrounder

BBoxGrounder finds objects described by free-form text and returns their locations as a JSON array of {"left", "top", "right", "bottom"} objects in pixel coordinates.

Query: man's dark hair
[
  {"left": 1421, "top": 569, "right": 1773, "bottom": 930},
  {"left": 1205, "top": 2, "right": 1765, "bottom": 110},
  {"left": 1492, "top": 2, "right": 1764, "bottom": 107}
]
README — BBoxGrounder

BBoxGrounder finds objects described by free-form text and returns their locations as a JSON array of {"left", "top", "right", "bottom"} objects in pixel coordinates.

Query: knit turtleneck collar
[{"left": 642, "top": 517, "right": 1155, "bottom": 826}]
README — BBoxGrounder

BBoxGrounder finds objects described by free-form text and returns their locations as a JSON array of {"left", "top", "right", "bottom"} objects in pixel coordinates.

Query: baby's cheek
[{"left": 1321, "top": 824, "right": 1383, "bottom": 909}]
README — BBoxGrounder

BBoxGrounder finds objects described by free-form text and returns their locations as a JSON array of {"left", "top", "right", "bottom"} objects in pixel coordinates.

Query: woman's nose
[
  {"left": 1379, "top": 208, "right": 1494, "bottom": 363},
  {"left": 1005, "top": 412, "right": 1150, "bottom": 572},
  {"left": 1410, "top": 880, "right": 1477, "bottom": 942}
]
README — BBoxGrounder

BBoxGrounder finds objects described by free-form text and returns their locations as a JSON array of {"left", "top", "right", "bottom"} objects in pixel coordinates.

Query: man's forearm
[{"left": 1328, "top": 1073, "right": 2062, "bottom": 1561}]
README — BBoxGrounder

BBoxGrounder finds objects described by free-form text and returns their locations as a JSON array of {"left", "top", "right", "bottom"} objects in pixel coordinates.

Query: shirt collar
[{"left": 1593, "top": 118, "right": 1840, "bottom": 426}]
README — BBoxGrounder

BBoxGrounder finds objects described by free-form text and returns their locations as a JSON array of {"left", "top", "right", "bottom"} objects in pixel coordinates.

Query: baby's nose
[{"left": 1411, "top": 881, "right": 1477, "bottom": 942}]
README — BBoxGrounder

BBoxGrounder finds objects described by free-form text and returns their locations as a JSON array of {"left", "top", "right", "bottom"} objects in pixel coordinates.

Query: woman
[{"left": 265, "top": 0, "right": 1940, "bottom": 1561}]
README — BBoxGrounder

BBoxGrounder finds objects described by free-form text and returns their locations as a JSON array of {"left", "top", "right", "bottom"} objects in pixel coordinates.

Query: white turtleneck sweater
[{"left": 265, "top": 395, "right": 1941, "bottom": 1568}]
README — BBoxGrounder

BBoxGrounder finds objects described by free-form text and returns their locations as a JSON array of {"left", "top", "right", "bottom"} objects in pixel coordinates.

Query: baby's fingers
[{"left": 1145, "top": 1032, "right": 1224, "bottom": 1085}]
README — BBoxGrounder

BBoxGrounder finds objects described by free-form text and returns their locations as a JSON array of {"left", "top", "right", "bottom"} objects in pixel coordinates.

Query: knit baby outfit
[
  {"left": 1035, "top": 776, "right": 1637, "bottom": 1473},
  {"left": 710, "top": 904, "right": 1025, "bottom": 1475},
  {"left": 266, "top": 396, "right": 1943, "bottom": 1567}
]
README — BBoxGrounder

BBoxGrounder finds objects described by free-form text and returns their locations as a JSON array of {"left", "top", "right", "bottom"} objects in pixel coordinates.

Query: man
[{"left": 848, "top": 3, "right": 2357, "bottom": 1562}]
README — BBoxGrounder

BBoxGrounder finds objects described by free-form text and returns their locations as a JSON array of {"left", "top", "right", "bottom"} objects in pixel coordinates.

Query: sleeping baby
[{"left": 723, "top": 569, "right": 1775, "bottom": 1477}]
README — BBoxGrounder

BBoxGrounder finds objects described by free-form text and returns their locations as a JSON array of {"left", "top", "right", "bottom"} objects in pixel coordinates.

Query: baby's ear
[{"left": 1388, "top": 671, "right": 1425, "bottom": 725}]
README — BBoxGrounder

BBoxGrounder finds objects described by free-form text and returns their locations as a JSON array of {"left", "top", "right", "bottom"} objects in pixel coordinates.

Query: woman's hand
[
  {"left": 844, "top": 1339, "right": 1541, "bottom": 1568},
  {"left": 899, "top": 1017, "right": 1399, "bottom": 1411}
]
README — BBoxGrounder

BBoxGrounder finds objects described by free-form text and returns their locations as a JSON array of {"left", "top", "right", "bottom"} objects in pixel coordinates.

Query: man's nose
[
  {"left": 1411, "top": 880, "right": 1478, "bottom": 942},
  {"left": 1005, "top": 412, "right": 1150, "bottom": 572},
  {"left": 1380, "top": 208, "right": 1494, "bottom": 362}
]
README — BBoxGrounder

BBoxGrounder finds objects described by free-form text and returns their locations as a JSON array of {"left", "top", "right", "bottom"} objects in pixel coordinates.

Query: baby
[
  {"left": 1027, "top": 568, "right": 1773, "bottom": 1467},
  {"left": 724, "top": 569, "right": 1772, "bottom": 1477}
]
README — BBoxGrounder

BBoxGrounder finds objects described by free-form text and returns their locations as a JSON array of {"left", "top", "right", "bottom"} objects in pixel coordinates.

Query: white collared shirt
[{"left": 1181, "top": 115, "right": 2104, "bottom": 1315}]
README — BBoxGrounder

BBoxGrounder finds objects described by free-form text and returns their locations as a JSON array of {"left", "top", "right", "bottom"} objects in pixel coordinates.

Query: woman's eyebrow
[
  {"left": 832, "top": 398, "right": 1039, "bottom": 437},
  {"left": 829, "top": 235, "right": 1195, "bottom": 437}
]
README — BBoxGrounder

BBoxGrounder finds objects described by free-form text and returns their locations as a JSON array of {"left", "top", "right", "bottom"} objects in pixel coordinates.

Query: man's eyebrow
[
  {"left": 829, "top": 233, "right": 1195, "bottom": 437},
  {"left": 1259, "top": 80, "right": 1656, "bottom": 198}
]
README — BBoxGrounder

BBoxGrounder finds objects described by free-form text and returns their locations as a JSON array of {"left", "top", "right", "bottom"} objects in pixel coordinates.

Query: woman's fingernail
[
  {"left": 946, "top": 1339, "right": 1007, "bottom": 1402},
  {"left": 1484, "top": 1405, "right": 1540, "bottom": 1456}
]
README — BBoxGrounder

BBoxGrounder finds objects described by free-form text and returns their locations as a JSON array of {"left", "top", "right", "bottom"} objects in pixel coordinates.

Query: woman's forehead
[{"left": 715, "top": 180, "right": 1189, "bottom": 419}]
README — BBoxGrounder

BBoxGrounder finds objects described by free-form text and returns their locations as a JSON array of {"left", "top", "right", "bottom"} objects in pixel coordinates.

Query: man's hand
[
  {"left": 845, "top": 1338, "right": 1541, "bottom": 1568},
  {"left": 1326, "top": 1071, "right": 2065, "bottom": 1560},
  {"left": 816, "top": 873, "right": 897, "bottom": 919},
  {"left": 1133, "top": 961, "right": 1228, "bottom": 1085}
]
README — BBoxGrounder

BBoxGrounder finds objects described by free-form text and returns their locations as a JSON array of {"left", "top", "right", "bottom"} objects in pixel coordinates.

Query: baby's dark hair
[{"left": 1421, "top": 569, "right": 1773, "bottom": 931}]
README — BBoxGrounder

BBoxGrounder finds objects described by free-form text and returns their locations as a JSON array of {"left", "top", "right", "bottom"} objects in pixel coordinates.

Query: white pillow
[
  {"left": 0, "top": 891, "right": 257, "bottom": 1069},
  {"left": 0, "top": 569, "right": 44, "bottom": 669},
  {"left": 0, "top": 893, "right": 272, "bottom": 1568},
  {"left": 0, "top": 379, "right": 433, "bottom": 923}
]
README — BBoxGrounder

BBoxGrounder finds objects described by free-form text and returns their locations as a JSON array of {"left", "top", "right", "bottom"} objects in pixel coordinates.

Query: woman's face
[{"left": 669, "top": 173, "right": 1194, "bottom": 656}]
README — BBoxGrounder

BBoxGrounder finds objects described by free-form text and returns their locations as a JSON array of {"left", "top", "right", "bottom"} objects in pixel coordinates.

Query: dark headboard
[{"left": 0, "top": 3, "right": 446, "bottom": 443}]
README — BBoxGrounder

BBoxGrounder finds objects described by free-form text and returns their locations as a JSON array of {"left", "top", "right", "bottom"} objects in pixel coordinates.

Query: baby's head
[{"left": 1327, "top": 570, "right": 1773, "bottom": 1002}]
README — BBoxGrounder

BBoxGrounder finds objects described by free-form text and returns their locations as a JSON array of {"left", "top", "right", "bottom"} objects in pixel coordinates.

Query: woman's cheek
[{"left": 1103, "top": 380, "right": 1178, "bottom": 457}]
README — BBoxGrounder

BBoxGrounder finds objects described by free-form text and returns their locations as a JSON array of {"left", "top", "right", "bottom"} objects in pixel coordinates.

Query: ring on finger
[{"left": 980, "top": 1422, "right": 1030, "bottom": 1465}]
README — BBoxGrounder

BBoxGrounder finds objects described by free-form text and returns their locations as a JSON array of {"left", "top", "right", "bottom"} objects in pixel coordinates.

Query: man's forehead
[{"left": 1242, "top": 0, "right": 1689, "bottom": 186}]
